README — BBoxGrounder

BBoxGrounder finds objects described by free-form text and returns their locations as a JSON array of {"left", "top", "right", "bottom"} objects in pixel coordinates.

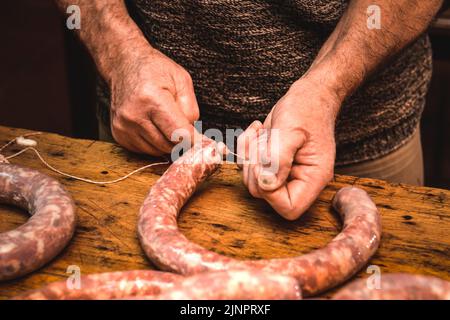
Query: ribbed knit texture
[{"left": 97, "top": 0, "right": 432, "bottom": 165}]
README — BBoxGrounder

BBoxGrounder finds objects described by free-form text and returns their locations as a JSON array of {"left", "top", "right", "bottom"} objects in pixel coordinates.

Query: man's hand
[
  {"left": 238, "top": 77, "right": 340, "bottom": 220},
  {"left": 237, "top": 0, "right": 443, "bottom": 220},
  {"left": 53, "top": 0, "right": 200, "bottom": 156},
  {"left": 110, "top": 46, "right": 199, "bottom": 155}
]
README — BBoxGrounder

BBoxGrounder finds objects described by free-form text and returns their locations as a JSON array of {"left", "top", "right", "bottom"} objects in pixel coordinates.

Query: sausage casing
[{"left": 138, "top": 141, "right": 382, "bottom": 296}]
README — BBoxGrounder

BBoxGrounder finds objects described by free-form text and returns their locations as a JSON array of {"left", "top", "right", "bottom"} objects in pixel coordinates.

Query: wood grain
[{"left": 0, "top": 126, "right": 448, "bottom": 299}]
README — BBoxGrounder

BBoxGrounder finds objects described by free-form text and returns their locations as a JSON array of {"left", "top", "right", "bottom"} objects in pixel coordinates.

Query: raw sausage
[
  {"left": 137, "top": 140, "right": 382, "bottom": 296},
  {"left": 333, "top": 273, "right": 450, "bottom": 300},
  {"left": 13, "top": 270, "right": 183, "bottom": 300},
  {"left": 137, "top": 270, "right": 301, "bottom": 300},
  {"left": 13, "top": 269, "right": 301, "bottom": 300},
  {"left": 0, "top": 163, "right": 76, "bottom": 280}
]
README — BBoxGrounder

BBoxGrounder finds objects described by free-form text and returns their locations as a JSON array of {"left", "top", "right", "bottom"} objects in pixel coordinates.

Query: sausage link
[
  {"left": 0, "top": 164, "right": 76, "bottom": 281},
  {"left": 332, "top": 273, "right": 450, "bottom": 300},
  {"left": 13, "top": 269, "right": 300, "bottom": 300},
  {"left": 13, "top": 270, "right": 183, "bottom": 300},
  {"left": 137, "top": 270, "right": 302, "bottom": 300},
  {"left": 137, "top": 141, "right": 382, "bottom": 296}
]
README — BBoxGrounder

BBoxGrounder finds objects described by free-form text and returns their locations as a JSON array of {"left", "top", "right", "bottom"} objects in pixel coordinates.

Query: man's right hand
[
  {"left": 108, "top": 45, "right": 200, "bottom": 156},
  {"left": 54, "top": 0, "right": 201, "bottom": 156}
]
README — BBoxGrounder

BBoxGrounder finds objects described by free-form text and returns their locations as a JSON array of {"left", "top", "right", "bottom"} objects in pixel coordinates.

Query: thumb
[
  {"left": 257, "top": 128, "right": 306, "bottom": 191},
  {"left": 177, "top": 85, "right": 200, "bottom": 124},
  {"left": 175, "top": 72, "right": 200, "bottom": 123}
]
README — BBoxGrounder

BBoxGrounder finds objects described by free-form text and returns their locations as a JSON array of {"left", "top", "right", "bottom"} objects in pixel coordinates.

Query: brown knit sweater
[{"left": 97, "top": 0, "right": 432, "bottom": 165}]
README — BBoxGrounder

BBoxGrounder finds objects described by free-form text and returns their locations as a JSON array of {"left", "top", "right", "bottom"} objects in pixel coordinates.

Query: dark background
[{"left": 1, "top": 1, "right": 449, "bottom": 189}]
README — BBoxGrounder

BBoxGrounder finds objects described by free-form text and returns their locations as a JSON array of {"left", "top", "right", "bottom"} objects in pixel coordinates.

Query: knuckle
[
  {"left": 118, "top": 108, "right": 138, "bottom": 123},
  {"left": 136, "top": 83, "right": 156, "bottom": 96},
  {"left": 111, "top": 118, "right": 124, "bottom": 135},
  {"left": 190, "top": 107, "right": 200, "bottom": 121},
  {"left": 182, "top": 70, "right": 193, "bottom": 84},
  {"left": 281, "top": 207, "right": 303, "bottom": 221},
  {"left": 284, "top": 211, "right": 302, "bottom": 221},
  {"left": 135, "top": 85, "right": 160, "bottom": 105}
]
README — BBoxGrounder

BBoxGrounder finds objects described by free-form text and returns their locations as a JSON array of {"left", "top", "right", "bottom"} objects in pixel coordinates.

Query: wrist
[
  {"left": 103, "top": 35, "right": 154, "bottom": 84},
  {"left": 289, "top": 74, "right": 342, "bottom": 123},
  {"left": 300, "top": 54, "right": 365, "bottom": 105},
  {"left": 301, "top": 67, "right": 348, "bottom": 104},
  {"left": 79, "top": 10, "right": 152, "bottom": 84}
]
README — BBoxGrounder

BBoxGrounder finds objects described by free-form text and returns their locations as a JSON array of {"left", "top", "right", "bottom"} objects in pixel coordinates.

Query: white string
[
  {"left": 1, "top": 137, "right": 169, "bottom": 185},
  {"left": 227, "top": 150, "right": 244, "bottom": 160},
  {"left": 0, "top": 133, "right": 245, "bottom": 184}
]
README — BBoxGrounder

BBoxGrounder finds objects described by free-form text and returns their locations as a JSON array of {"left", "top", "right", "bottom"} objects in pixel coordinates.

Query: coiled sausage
[
  {"left": 139, "top": 270, "right": 301, "bottom": 300},
  {"left": 13, "top": 270, "right": 182, "bottom": 300},
  {"left": 13, "top": 269, "right": 301, "bottom": 300},
  {"left": 0, "top": 164, "right": 76, "bottom": 280},
  {"left": 333, "top": 273, "right": 450, "bottom": 300},
  {"left": 137, "top": 140, "right": 382, "bottom": 296}
]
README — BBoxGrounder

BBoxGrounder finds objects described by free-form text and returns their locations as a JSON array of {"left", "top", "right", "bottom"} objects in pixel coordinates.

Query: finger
[
  {"left": 111, "top": 123, "right": 139, "bottom": 152},
  {"left": 263, "top": 111, "right": 272, "bottom": 128},
  {"left": 151, "top": 91, "right": 202, "bottom": 147},
  {"left": 248, "top": 153, "right": 263, "bottom": 199},
  {"left": 176, "top": 79, "right": 200, "bottom": 124},
  {"left": 257, "top": 128, "right": 307, "bottom": 192},
  {"left": 139, "top": 120, "right": 174, "bottom": 154},
  {"left": 240, "top": 122, "right": 263, "bottom": 185},
  {"left": 237, "top": 120, "right": 263, "bottom": 168},
  {"left": 242, "top": 159, "right": 250, "bottom": 188},
  {"left": 246, "top": 130, "right": 268, "bottom": 198},
  {"left": 248, "top": 166, "right": 262, "bottom": 198},
  {"left": 136, "top": 133, "right": 166, "bottom": 156},
  {"left": 250, "top": 131, "right": 271, "bottom": 198},
  {"left": 243, "top": 134, "right": 260, "bottom": 189},
  {"left": 120, "top": 113, "right": 173, "bottom": 155},
  {"left": 112, "top": 127, "right": 164, "bottom": 156},
  {"left": 259, "top": 164, "right": 331, "bottom": 220}
]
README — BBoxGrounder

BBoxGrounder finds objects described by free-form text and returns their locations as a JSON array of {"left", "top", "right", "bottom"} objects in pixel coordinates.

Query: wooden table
[{"left": 0, "top": 126, "right": 449, "bottom": 299}]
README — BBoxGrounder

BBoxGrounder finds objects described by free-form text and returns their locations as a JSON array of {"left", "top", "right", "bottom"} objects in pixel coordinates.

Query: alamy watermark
[
  {"left": 170, "top": 121, "right": 280, "bottom": 173},
  {"left": 66, "top": 265, "right": 81, "bottom": 290},
  {"left": 366, "top": 265, "right": 382, "bottom": 289},
  {"left": 367, "top": 5, "right": 381, "bottom": 30},
  {"left": 66, "top": 5, "right": 81, "bottom": 30}
]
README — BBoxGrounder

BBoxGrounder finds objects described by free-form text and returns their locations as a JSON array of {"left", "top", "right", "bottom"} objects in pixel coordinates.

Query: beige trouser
[
  {"left": 99, "top": 121, "right": 424, "bottom": 186},
  {"left": 335, "top": 129, "right": 424, "bottom": 186}
]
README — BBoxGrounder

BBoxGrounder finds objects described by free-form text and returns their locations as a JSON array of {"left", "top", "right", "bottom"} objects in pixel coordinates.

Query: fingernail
[{"left": 258, "top": 170, "right": 276, "bottom": 186}]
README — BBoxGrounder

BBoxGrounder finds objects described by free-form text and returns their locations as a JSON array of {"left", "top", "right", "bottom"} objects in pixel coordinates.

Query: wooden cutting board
[{"left": 0, "top": 125, "right": 449, "bottom": 299}]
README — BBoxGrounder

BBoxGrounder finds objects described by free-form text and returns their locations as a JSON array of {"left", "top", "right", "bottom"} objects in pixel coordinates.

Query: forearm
[
  {"left": 54, "top": 0, "right": 152, "bottom": 83},
  {"left": 302, "top": 0, "right": 443, "bottom": 106}
]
